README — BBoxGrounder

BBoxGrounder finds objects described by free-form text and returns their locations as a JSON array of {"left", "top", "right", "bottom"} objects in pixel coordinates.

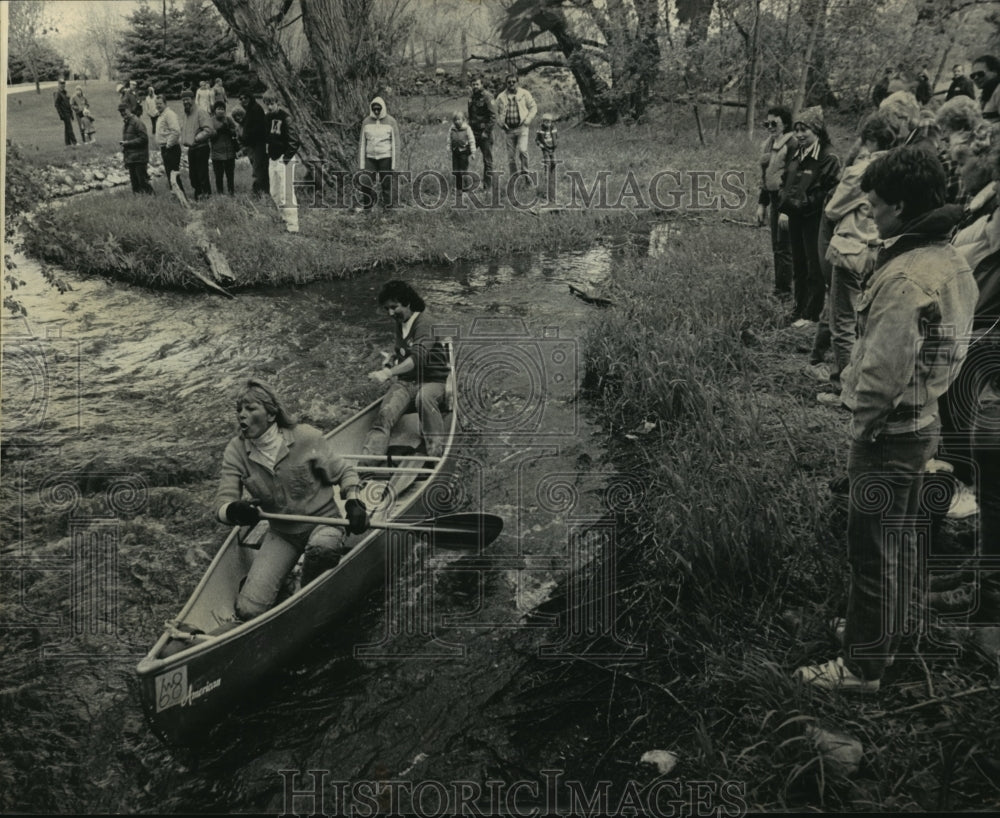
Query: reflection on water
[{"left": 1, "top": 239, "right": 632, "bottom": 813}]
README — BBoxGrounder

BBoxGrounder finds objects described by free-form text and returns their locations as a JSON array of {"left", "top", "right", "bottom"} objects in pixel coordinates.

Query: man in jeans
[
  {"left": 795, "top": 147, "right": 977, "bottom": 693},
  {"left": 154, "top": 95, "right": 186, "bottom": 199},
  {"left": 467, "top": 77, "right": 497, "bottom": 190},
  {"left": 495, "top": 74, "right": 537, "bottom": 187}
]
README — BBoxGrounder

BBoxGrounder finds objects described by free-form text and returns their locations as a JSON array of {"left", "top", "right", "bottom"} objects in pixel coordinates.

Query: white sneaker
[
  {"left": 926, "top": 458, "right": 955, "bottom": 474},
  {"left": 816, "top": 391, "right": 846, "bottom": 408},
  {"left": 794, "top": 657, "right": 881, "bottom": 692},
  {"left": 947, "top": 484, "right": 979, "bottom": 519},
  {"left": 803, "top": 362, "right": 831, "bottom": 383},
  {"left": 791, "top": 318, "right": 813, "bottom": 329}
]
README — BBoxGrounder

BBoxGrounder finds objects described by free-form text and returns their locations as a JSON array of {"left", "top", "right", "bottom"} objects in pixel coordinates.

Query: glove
[
  {"left": 225, "top": 500, "right": 261, "bottom": 526},
  {"left": 345, "top": 499, "right": 368, "bottom": 535},
  {"left": 368, "top": 368, "right": 392, "bottom": 384}
]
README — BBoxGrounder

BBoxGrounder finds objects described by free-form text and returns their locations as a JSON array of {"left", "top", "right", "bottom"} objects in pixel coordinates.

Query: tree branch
[{"left": 268, "top": 0, "right": 295, "bottom": 26}]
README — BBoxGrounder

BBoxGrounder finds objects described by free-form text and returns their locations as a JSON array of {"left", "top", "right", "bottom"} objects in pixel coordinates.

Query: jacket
[
  {"left": 448, "top": 123, "right": 477, "bottom": 155},
  {"left": 358, "top": 96, "right": 400, "bottom": 168},
  {"left": 239, "top": 98, "right": 267, "bottom": 146},
  {"left": 265, "top": 108, "right": 300, "bottom": 161},
  {"left": 181, "top": 106, "right": 215, "bottom": 148},
  {"left": 496, "top": 87, "right": 537, "bottom": 130},
  {"left": 823, "top": 150, "right": 885, "bottom": 274},
  {"left": 757, "top": 131, "right": 794, "bottom": 203},
  {"left": 156, "top": 107, "right": 181, "bottom": 149},
  {"left": 210, "top": 114, "right": 240, "bottom": 161},
  {"left": 143, "top": 94, "right": 158, "bottom": 118},
  {"left": 467, "top": 89, "right": 497, "bottom": 134},
  {"left": 778, "top": 142, "right": 841, "bottom": 218},
  {"left": 946, "top": 76, "right": 975, "bottom": 101},
  {"left": 70, "top": 92, "right": 88, "bottom": 116},
  {"left": 213, "top": 423, "right": 360, "bottom": 538},
  {"left": 121, "top": 114, "right": 149, "bottom": 164},
  {"left": 840, "top": 205, "right": 978, "bottom": 441},
  {"left": 54, "top": 90, "right": 73, "bottom": 119},
  {"left": 981, "top": 78, "right": 1000, "bottom": 121},
  {"left": 390, "top": 311, "right": 450, "bottom": 384}
]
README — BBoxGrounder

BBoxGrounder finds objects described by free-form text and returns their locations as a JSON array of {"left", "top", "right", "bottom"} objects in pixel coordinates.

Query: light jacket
[
  {"left": 70, "top": 92, "right": 88, "bottom": 116},
  {"left": 840, "top": 205, "right": 978, "bottom": 441},
  {"left": 213, "top": 424, "right": 360, "bottom": 538},
  {"left": 181, "top": 106, "right": 215, "bottom": 148},
  {"left": 143, "top": 94, "right": 158, "bottom": 118},
  {"left": 757, "top": 131, "right": 794, "bottom": 204},
  {"left": 496, "top": 87, "right": 537, "bottom": 130},
  {"left": 359, "top": 96, "right": 400, "bottom": 168},
  {"left": 156, "top": 107, "right": 181, "bottom": 148},
  {"left": 823, "top": 149, "right": 885, "bottom": 275}
]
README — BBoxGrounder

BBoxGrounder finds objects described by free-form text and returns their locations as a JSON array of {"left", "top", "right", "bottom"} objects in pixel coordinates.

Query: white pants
[{"left": 269, "top": 157, "right": 299, "bottom": 233}]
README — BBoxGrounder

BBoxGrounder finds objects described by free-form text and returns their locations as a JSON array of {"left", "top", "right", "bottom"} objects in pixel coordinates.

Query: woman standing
[
  {"left": 70, "top": 85, "right": 89, "bottom": 143},
  {"left": 143, "top": 85, "right": 160, "bottom": 135},
  {"left": 778, "top": 106, "right": 842, "bottom": 328},
  {"left": 756, "top": 105, "right": 795, "bottom": 297}
]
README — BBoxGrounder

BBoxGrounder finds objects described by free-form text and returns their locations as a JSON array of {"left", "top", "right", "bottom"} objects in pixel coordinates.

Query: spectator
[
  {"left": 915, "top": 69, "right": 933, "bottom": 106},
  {"left": 263, "top": 91, "right": 302, "bottom": 233},
  {"left": 237, "top": 91, "right": 268, "bottom": 197},
  {"left": 118, "top": 103, "right": 154, "bottom": 195},
  {"left": 496, "top": 73, "right": 537, "bottom": 188},
  {"left": 935, "top": 94, "right": 987, "bottom": 207},
  {"left": 468, "top": 77, "right": 497, "bottom": 190},
  {"left": 447, "top": 110, "right": 477, "bottom": 194},
  {"left": 971, "top": 56, "right": 1000, "bottom": 122},
  {"left": 180, "top": 91, "right": 215, "bottom": 200},
  {"left": 872, "top": 68, "right": 892, "bottom": 108},
  {"left": 757, "top": 105, "right": 795, "bottom": 298},
  {"left": 210, "top": 101, "right": 239, "bottom": 195},
  {"left": 129, "top": 80, "right": 143, "bottom": 116},
  {"left": 54, "top": 80, "right": 77, "bottom": 147},
  {"left": 143, "top": 85, "right": 159, "bottom": 135},
  {"left": 534, "top": 112, "right": 558, "bottom": 203},
  {"left": 196, "top": 79, "right": 214, "bottom": 114},
  {"left": 795, "top": 147, "right": 978, "bottom": 693},
  {"left": 212, "top": 77, "right": 227, "bottom": 108},
  {"left": 357, "top": 96, "right": 400, "bottom": 212},
  {"left": 946, "top": 64, "right": 976, "bottom": 101},
  {"left": 70, "top": 85, "right": 90, "bottom": 144},
  {"left": 80, "top": 104, "right": 96, "bottom": 144},
  {"left": 120, "top": 80, "right": 140, "bottom": 119},
  {"left": 155, "top": 94, "right": 186, "bottom": 198}
]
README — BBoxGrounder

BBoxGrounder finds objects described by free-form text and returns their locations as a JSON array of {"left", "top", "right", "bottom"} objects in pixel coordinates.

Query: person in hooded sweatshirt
[
  {"left": 357, "top": 96, "right": 400, "bottom": 211},
  {"left": 263, "top": 91, "right": 301, "bottom": 233}
]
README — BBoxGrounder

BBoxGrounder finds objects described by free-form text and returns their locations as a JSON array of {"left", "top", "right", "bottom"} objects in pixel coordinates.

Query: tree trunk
[
  {"left": 746, "top": 0, "right": 761, "bottom": 136},
  {"left": 461, "top": 30, "right": 468, "bottom": 81}
]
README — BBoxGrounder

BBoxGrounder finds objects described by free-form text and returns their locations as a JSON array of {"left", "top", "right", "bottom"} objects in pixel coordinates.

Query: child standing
[
  {"left": 448, "top": 111, "right": 477, "bottom": 193},
  {"left": 81, "top": 106, "right": 96, "bottom": 143},
  {"left": 535, "top": 113, "right": 558, "bottom": 202}
]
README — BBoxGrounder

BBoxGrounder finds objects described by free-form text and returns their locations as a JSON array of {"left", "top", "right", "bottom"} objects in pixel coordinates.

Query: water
[{"left": 1, "top": 242, "right": 640, "bottom": 813}]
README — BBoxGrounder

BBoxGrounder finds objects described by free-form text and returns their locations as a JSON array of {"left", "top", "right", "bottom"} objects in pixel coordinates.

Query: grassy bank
[{"left": 514, "top": 227, "right": 998, "bottom": 811}]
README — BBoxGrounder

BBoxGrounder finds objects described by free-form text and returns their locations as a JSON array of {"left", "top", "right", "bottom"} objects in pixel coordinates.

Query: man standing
[
  {"left": 118, "top": 103, "right": 154, "bottom": 194},
  {"left": 154, "top": 94, "right": 186, "bottom": 199},
  {"left": 238, "top": 91, "right": 268, "bottom": 196},
  {"left": 971, "top": 55, "right": 1000, "bottom": 121},
  {"left": 945, "top": 64, "right": 976, "bottom": 101},
  {"left": 467, "top": 77, "right": 497, "bottom": 190},
  {"left": 495, "top": 74, "right": 537, "bottom": 186},
  {"left": 794, "top": 147, "right": 977, "bottom": 693},
  {"left": 263, "top": 91, "right": 302, "bottom": 233},
  {"left": 54, "top": 80, "right": 77, "bottom": 147},
  {"left": 180, "top": 91, "right": 215, "bottom": 200}
]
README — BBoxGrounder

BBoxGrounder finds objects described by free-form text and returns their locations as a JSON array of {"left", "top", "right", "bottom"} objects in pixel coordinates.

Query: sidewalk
[{"left": 5, "top": 81, "right": 61, "bottom": 96}]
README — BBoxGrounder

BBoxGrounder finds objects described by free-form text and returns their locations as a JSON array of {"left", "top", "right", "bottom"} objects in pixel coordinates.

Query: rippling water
[{"left": 2, "top": 240, "right": 640, "bottom": 813}]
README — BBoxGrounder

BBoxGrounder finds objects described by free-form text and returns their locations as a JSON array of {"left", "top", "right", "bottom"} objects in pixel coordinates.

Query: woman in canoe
[{"left": 214, "top": 378, "right": 369, "bottom": 621}]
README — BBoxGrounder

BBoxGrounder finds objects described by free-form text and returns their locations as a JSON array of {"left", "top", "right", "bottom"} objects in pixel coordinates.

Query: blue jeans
[
  {"left": 767, "top": 191, "right": 792, "bottom": 294},
  {"left": 827, "top": 264, "right": 862, "bottom": 387},
  {"left": 842, "top": 423, "right": 940, "bottom": 680},
  {"left": 236, "top": 524, "right": 345, "bottom": 619},
  {"left": 503, "top": 125, "right": 530, "bottom": 178},
  {"left": 361, "top": 380, "right": 448, "bottom": 459}
]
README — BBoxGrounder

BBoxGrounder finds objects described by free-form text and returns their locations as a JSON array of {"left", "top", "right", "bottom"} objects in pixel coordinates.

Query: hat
[{"left": 794, "top": 106, "right": 824, "bottom": 133}]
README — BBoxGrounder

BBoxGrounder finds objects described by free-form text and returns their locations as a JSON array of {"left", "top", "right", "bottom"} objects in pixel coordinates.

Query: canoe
[{"left": 135, "top": 381, "right": 463, "bottom": 746}]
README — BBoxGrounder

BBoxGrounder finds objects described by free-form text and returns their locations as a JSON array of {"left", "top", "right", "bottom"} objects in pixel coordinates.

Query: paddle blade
[{"left": 415, "top": 512, "right": 504, "bottom": 550}]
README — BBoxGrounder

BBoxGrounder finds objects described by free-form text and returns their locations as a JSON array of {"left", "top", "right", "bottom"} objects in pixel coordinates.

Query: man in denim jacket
[{"left": 796, "top": 147, "right": 978, "bottom": 693}]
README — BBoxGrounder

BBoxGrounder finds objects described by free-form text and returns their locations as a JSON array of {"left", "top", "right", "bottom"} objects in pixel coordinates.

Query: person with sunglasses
[
  {"left": 970, "top": 55, "right": 1000, "bottom": 122},
  {"left": 756, "top": 106, "right": 795, "bottom": 298}
]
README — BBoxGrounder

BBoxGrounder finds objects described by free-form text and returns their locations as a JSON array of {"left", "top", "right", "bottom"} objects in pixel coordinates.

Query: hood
[
  {"left": 876, "top": 204, "right": 964, "bottom": 266},
  {"left": 369, "top": 96, "right": 388, "bottom": 120}
]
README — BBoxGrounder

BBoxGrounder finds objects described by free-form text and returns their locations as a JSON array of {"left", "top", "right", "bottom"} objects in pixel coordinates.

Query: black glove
[
  {"left": 225, "top": 500, "right": 261, "bottom": 526},
  {"left": 345, "top": 499, "right": 368, "bottom": 535}
]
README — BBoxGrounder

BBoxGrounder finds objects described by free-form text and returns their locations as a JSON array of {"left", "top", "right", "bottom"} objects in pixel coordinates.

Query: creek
[{"left": 1, "top": 238, "right": 651, "bottom": 814}]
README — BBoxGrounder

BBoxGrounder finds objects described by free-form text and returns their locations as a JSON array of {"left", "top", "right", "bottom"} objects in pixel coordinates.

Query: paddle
[{"left": 257, "top": 510, "right": 503, "bottom": 551}]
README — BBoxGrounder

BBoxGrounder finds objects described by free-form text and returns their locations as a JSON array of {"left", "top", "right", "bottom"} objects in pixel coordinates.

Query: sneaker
[
  {"left": 925, "top": 458, "right": 955, "bottom": 474},
  {"left": 929, "top": 582, "right": 976, "bottom": 613},
  {"left": 794, "top": 657, "right": 881, "bottom": 692},
  {"left": 830, "top": 618, "right": 894, "bottom": 666},
  {"left": 791, "top": 318, "right": 813, "bottom": 329},
  {"left": 803, "top": 362, "right": 831, "bottom": 383},
  {"left": 947, "top": 483, "right": 979, "bottom": 519},
  {"left": 816, "top": 391, "right": 846, "bottom": 408}
]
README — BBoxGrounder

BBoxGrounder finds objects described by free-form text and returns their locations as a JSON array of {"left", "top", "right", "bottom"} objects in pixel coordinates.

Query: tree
[
  {"left": 8, "top": 1, "right": 60, "bottom": 93},
  {"left": 7, "top": 41, "right": 65, "bottom": 85},
  {"left": 79, "top": 0, "right": 128, "bottom": 80}
]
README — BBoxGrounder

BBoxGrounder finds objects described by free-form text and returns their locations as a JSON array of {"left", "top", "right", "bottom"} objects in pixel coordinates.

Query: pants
[
  {"left": 187, "top": 144, "right": 212, "bottom": 199},
  {"left": 126, "top": 162, "right": 154, "bottom": 194},
  {"left": 235, "top": 525, "right": 346, "bottom": 620},
  {"left": 541, "top": 152, "right": 556, "bottom": 200},
  {"left": 787, "top": 211, "right": 826, "bottom": 321},
  {"left": 826, "top": 264, "right": 862, "bottom": 388},
  {"left": 503, "top": 124, "right": 530, "bottom": 178},
  {"left": 359, "top": 157, "right": 394, "bottom": 209},
  {"left": 75, "top": 113, "right": 89, "bottom": 143},
  {"left": 766, "top": 190, "right": 792, "bottom": 294},
  {"left": 474, "top": 129, "right": 494, "bottom": 188},
  {"left": 160, "top": 145, "right": 185, "bottom": 193},
  {"left": 269, "top": 157, "right": 299, "bottom": 232},
  {"left": 361, "top": 380, "right": 448, "bottom": 459},
  {"left": 249, "top": 142, "right": 269, "bottom": 196},
  {"left": 149, "top": 114, "right": 158, "bottom": 135},
  {"left": 213, "top": 157, "right": 235, "bottom": 195},
  {"left": 61, "top": 115, "right": 77, "bottom": 146},
  {"left": 972, "top": 379, "right": 1000, "bottom": 619},
  {"left": 842, "top": 423, "right": 939, "bottom": 681},
  {"left": 452, "top": 150, "right": 472, "bottom": 192}
]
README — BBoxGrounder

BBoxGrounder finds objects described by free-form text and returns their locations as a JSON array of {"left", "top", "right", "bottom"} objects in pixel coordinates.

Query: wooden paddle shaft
[{"left": 259, "top": 511, "right": 471, "bottom": 536}]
